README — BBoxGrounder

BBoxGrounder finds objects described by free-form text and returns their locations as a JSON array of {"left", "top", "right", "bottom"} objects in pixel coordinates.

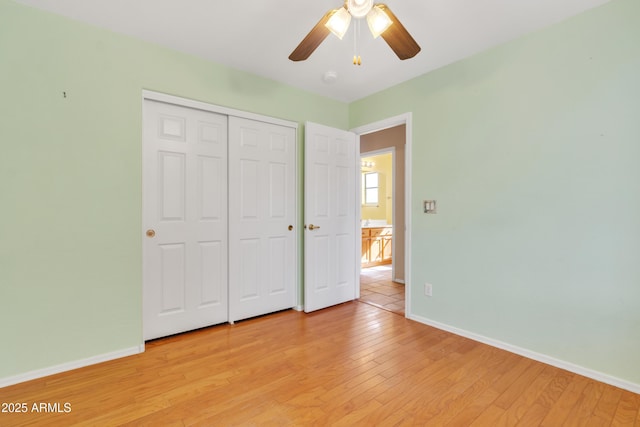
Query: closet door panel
[
  {"left": 143, "top": 100, "right": 228, "bottom": 340},
  {"left": 228, "top": 117, "right": 296, "bottom": 322}
]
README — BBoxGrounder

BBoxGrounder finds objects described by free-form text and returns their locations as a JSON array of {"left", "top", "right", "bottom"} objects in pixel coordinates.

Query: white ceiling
[{"left": 15, "top": 0, "right": 610, "bottom": 102}]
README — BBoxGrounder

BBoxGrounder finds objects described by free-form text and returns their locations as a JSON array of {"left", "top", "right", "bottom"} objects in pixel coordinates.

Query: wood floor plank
[
  {"left": 611, "top": 390, "right": 640, "bottom": 427},
  {"left": 468, "top": 404, "right": 507, "bottom": 426},
  {"left": 405, "top": 346, "right": 509, "bottom": 425},
  {"left": 402, "top": 347, "right": 500, "bottom": 425},
  {"left": 443, "top": 352, "right": 521, "bottom": 426},
  {"left": 592, "top": 385, "right": 623, "bottom": 423},
  {"left": 563, "top": 380, "right": 606, "bottom": 426},
  {"left": 540, "top": 374, "right": 590, "bottom": 426},
  {"left": 492, "top": 364, "right": 557, "bottom": 426},
  {"left": 0, "top": 301, "right": 637, "bottom": 426},
  {"left": 514, "top": 370, "right": 574, "bottom": 426},
  {"left": 420, "top": 351, "right": 512, "bottom": 426},
  {"left": 493, "top": 361, "right": 548, "bottom": 410}
]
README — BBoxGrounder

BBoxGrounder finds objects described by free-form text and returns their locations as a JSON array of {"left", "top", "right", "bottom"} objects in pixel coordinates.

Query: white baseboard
[
  {"left": 293, "top": 305, "right": 304, "bottom": 312},
  {"left": 408, "top": 313, "right": 640, "bottom": 395},
  {"left": 0, "top": 345, "right": 145, "bottom": 389}
]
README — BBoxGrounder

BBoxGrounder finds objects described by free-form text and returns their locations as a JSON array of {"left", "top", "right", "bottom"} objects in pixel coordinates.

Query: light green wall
[
  {"left": 350, "top": 0, "right": 640, "bottom": 385},
  {"left": 0, "top": 0, "right": 347, "bottom": 379}
]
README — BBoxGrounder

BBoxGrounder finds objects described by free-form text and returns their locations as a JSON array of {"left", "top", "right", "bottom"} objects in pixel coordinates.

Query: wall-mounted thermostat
[{"left": 423, "top": 200, "right": 437, "bottom": 214}]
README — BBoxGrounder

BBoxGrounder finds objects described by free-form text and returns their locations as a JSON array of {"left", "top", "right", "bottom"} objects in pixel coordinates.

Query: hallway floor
[{"left": 359, "top": 265, "right": 405, "bottom": 316}]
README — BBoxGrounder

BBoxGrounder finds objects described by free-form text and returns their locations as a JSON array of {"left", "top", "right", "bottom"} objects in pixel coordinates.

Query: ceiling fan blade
[
  {"left": 289, "top": 9, "right": 338, "bottom": 61},
  {"left": 376, "top": 4, "right": 421, "bottom": 60}
]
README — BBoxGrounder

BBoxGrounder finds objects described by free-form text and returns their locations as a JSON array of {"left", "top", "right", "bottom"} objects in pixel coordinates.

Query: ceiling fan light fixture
[
  {"left": 347, "top": 0, "right": 374, "bottom": 18},
  {"left": 366, "top": 5, "right": 392, "bottom": 38},
  {"left": 289, "top": 2, "right": 420, "bottom": 62},
  {"left": 325, "top": 7, "right": 352, "bottom": 39}
]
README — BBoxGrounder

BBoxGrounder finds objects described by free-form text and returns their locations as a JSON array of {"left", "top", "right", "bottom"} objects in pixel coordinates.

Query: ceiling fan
[{"left": 289, "top": 0, "right": 421, "bottom": 63}]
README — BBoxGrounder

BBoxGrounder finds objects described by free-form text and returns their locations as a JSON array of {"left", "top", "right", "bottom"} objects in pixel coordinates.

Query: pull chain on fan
[{"left": 353, "top": 19, "right": 362, "bottom": 66}]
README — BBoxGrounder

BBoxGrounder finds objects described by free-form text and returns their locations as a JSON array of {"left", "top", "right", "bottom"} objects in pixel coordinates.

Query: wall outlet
[{"left": 424, "top": 283, "right": 433, "bottom": 297}]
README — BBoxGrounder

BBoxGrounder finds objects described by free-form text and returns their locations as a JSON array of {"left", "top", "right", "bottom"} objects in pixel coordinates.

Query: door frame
[
  {"left": 351, "top": 113, "right": 412, "bottom": 317},
  {"left": 141, "top": 90, "right": 301, "bottom": 334},
  {"left": 142, "top": 91, "right": 298, "bottom": 130}
]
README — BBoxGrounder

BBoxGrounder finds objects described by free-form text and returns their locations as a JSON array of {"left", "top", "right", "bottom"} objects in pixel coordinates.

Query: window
[{"left": 363, "top": 172, "right": 379, "bottom": 205}]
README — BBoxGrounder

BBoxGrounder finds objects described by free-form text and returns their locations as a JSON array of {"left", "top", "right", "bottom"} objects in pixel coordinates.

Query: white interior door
[
  {"left": 228, "top": 116, "right": 297, "bottom": 322},
  {"left": 143, "top": 100, "right": 228, "bottom": 340},
  {"left": 304, "top": 121, "right": 358, "bottom": 312}
]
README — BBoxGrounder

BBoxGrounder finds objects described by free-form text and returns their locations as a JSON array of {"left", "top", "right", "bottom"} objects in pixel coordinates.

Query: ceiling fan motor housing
[{"left": 348, "top": 0, "right": 373, "bottom": 18}]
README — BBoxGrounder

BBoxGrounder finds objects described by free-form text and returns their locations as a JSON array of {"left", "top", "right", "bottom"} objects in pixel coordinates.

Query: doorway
[{"left": 356, "top": 122, "right": 408, "bottom": 316}]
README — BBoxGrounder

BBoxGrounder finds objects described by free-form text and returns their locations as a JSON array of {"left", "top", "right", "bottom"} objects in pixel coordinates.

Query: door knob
[
  {"left": 308, "top": 224, "right": 320, "bottom": 230},
  {"left": 288, "top": 225, "right": 293, "bottom": 231},
  {"left": 146, "top": 229, "right": 156, "bottom": 238}
]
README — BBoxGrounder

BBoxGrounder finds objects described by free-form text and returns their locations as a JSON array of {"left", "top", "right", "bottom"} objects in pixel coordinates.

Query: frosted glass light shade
[
  {"left": 325, "top": 7, "right": 352, "bottom": 39},
  {"left": 366, "top": 5, "right": 392, "bottom": 38}
]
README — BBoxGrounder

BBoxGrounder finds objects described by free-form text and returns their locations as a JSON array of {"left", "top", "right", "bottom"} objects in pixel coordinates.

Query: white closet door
[
  {"left": 228, "top": 117, "right": 297, "bottom": 322},
  {"left": 304, "top": 121, "right": 358, "bottom": 312},
  {"left": 143, "top": 100, "right": 228, "bottom": 340}
]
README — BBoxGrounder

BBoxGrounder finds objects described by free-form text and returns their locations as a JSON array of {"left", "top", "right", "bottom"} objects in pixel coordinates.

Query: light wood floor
[
  {"left": 1, "top": 302, "right": 638, "bottom": 426},
  {"left": 359, "top": 265, "right": 405, "bottom": 315}
]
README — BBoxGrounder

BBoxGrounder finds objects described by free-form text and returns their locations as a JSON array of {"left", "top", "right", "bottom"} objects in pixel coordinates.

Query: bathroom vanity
[{"left": 361, "top": 224, "right": 392, "bottom": 267}]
